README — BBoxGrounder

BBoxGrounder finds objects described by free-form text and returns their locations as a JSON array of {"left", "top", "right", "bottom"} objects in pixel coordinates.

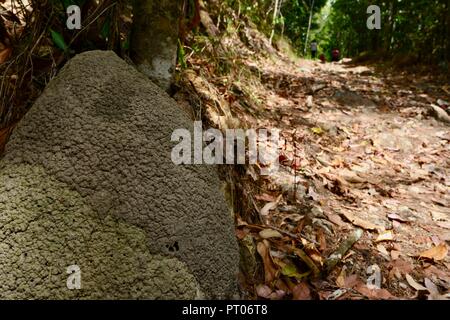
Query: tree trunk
[
  {"left": 269, "top": 0, "right": 280, "bottom": 45},
  {"left": 384, "top": 1, "right": 397, "bottom": 54},
  {"left": 130, "top": 0, "right": 183, "bottom": 92},
  {"left": 198, "top": 0, "right": 220, "bottom": 38},
  {"left": 303, "top": 0, "right": 314, "bottom": 55}
]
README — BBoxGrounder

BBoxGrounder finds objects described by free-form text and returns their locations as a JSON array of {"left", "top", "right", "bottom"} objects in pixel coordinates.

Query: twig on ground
[
  {"left": 325, "top": 228, "right": 363, "bottom": 273},
  {"left": 246, "top": 223, "right": 319, "bottom": 246}
]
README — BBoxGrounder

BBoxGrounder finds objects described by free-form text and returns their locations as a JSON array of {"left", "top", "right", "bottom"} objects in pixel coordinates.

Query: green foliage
[
  {"left": 178, "top": 39, "right": 187, "bottom": 70},
  {"left": 46, "top": 0, "right": 131, "bottom": 55},
  {"left": 222, "top": 0, "right": 277, "bottom": 34},
  {"left": 219, "top": 0, "right": 327, "bottom": 55},
  {"left": 50, "top": 29, "right": 69, "bottom": 52},
  {"left": 228, "top": 0, "right": 449, "bottom": 64},
  {"left": 100, "top": 17, "right": 111, "bottom": 40},
  {"left": 282, "top": 0, "right": 328, "bottom": 53},
  {"left": 320, "top": 0, "right": 450, "bottom": 63}
]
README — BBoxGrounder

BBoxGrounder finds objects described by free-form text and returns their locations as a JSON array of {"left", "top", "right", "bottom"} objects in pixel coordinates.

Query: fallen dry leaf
[
  {"left": 390, "top": 250, "right": 401, "bottom": 260},
  {"left": 375, "top": 230, "right": 395, "bottom": 242},
  {"left": 388, "top": 259, "right": 413, "bottom": 279},
  {"left": 256, "top": 284, "right": 286, "bottom": 300},
  {"left": 430, "top": 210, "right": 447, "bottom": 222},
  {"left": 336, "top": 268, "right": 347, "bottom": 288},
  {"left": 376, "top": 244, "right": 390, "bottom": 258},
  {"left": 325, "top": 212, "right": 347, "bottom": 227},
  {"left": 270, "top": 290, "right": 286, "bottom": 300},
  {"left": 423, "top": 265, "right": 450, "bottom": 284},
  {"left": 260, "top": 195, "right": 283, "bottom": 216},
  {"left": 257, "top": 240, "right": 278, "bottom": 283},
  {"left": 236, "top": 217, "right": 249, "bottom": 227},
  {"left": 235, "top": 227, "right": 249, "bottom": 240},
  {"left": 307, "top": 186, "right": 320, "bottom": 201},
  {"left": 344, "top": 274, "right": 360, "bottom": 289},
  {"left": 387, "top": 213, "right": 408, "bottom": 223},
  {"left": 392, "top": 221, "right": 401, "bottom": 230},
  {"left": 256, "top": 284, "right": 272, "bottom": 299},
  {"left": 431, "top": 235, "right": 442, "bottom": 246},
  {"left": 255, "top": 193, "right": 278, "bottom": 202},
  {"left": 424, "top": 278, "right": 439, "bottom": 295},
  {"left": 339, "top": 169, "right": 365, "bottom": 183},
  {"left": 340, "top": 210, "right": 384, "bottom": 231},
  {"left": 0, "top": 47, "right": 12, "bottom": 64},
  {"left": 437, "top": 222, "right": 450, "bottom": 230},
  {"left": 292, "top": 282, "right": 312, "bottom": 300},
  {"left": 259, "top": 229, "right": 283, "bottom": 239},
  {"left": 317, "top": 228, "right": 327, "bottom": 251},
  {"left": 260, "top": 202, "right": 278, "bottom": 216},
  {"left": 405, "top": 274, "right": 427, "bottom": 291},
  {"left": 322, "top": 172, "right": 349, "bottom": 195},
  {"left": 331, "top": 156, "right": 345, "bottom": 168},
  {"left": 246, "top": 166, "right": 259, "bottom": 181},
  {"left": 418, "top": 243, "right": 448, "bottom": 261},
  {"left": 354, "top": 283, "right": 396, "bottom": 300},
  {"left": 304, "top": 244, "right": 324, "bottom": 266},
  {"left": 275, "top": 278, "right": 290, "bottom": 293},
  {"left": 424, "top": 278, "right": 450, "bottom": 300}
]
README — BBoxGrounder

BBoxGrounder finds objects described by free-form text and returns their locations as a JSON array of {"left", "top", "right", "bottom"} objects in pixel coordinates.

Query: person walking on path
[{"left": 310, "top": 41, "right": 318, "bottom": 59}]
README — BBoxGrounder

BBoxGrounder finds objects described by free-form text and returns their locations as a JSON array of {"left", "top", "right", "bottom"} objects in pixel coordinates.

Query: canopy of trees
[
  {"left": 320, "top": 0, "right": 450, "bottom": 64},
  {"left": 228, "top": 0, "right": 449, "bottom": 65}
]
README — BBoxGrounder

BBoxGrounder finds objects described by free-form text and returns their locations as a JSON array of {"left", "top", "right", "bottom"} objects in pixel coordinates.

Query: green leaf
[
  {"left": 100, "top": 18, "right": 111, "bottom": 40},
  {"left": 281, "top": 264, "right": 297, "bottom": 277},
  {"left": 281, "top": 264, "right": 311, "bottom": 280},
  {"left": 60, "top": 0, "right": 72, "bottom": 8},
  {"left": 121, "top": 38, "right": 130, "bottom": 51},
  {"left": 50, "top": 29, "right": 68, "bottom": 52},
  {"left": 311, "top": 127, "right": 324, "bottom": 135},
  {"left": 178, "top": 39, "right": 187, "bottom": 69}
]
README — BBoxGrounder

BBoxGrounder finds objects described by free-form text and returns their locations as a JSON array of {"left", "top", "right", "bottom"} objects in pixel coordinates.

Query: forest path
[{"left": 234, "top": 55, "right": 450, "bottom": 299}]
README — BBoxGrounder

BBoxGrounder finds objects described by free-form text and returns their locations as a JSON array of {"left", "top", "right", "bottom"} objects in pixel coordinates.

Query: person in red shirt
[
  {"left": 331, "top": 48, "right": 340, "bottom": 62},
  {"left": 319, "top": 53, "right": 326, "bottom": 63}
]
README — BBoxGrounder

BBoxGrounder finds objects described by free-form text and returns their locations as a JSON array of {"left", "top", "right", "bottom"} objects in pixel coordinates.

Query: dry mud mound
[{"left": 0, "top": 50, "right": 239, "bottom": 299}]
